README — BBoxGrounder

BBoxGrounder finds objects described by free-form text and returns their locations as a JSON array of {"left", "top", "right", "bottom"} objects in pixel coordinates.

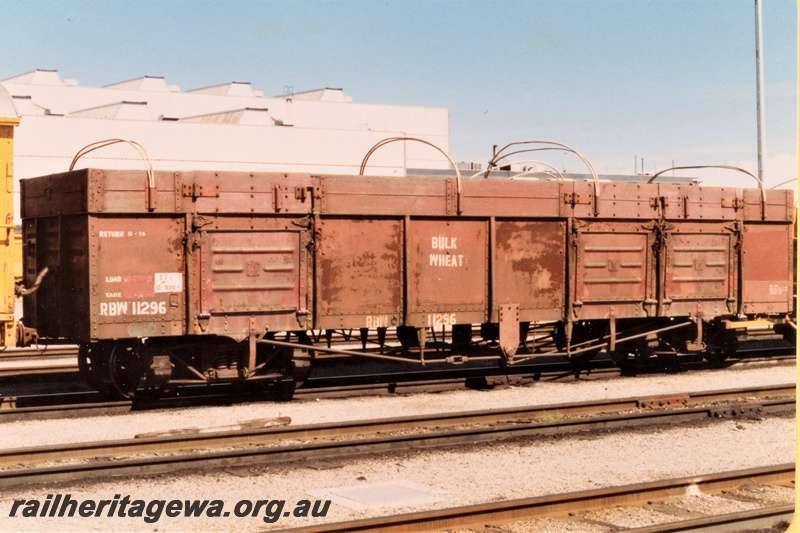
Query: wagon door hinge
[
  {"left": 272, "top": 184, "right": 284, "bottom": 212},
  {"left": 721, "top": 197, "right": 743, "bottom": 210},
  {"left": 649, "top": 195, "right": 669, "bottom": 217},
  {"left": 724, "top": 220, "right": 741, "bottom": 233},
  {"left": 294, "top": 185, "right": 318, "bottom": 208},
  {"left": 182, "top": 183, "right": 220, "bottom": 200},
  {"left": 571, "top": 218, "right": 587, "bottom": 234},
  {"left": 291, "top": 216, "right": 313, "bottom": 229},
  {"left": 564, "top": 192, "right": 591, "bottom": 207}
]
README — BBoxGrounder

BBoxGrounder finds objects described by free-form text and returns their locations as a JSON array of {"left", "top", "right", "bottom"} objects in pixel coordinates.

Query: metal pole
[{"left": 755, "top": 0, "right": 766, "bottom": 183}]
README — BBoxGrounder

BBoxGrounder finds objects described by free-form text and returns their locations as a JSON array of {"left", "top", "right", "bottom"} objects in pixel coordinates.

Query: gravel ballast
[
  {"left": 0, "top": 362, "right": 793, "bottom": 449},
  {"left": 0, "top": 416, "right": 793, "bottom": 532},
  {"left": 0, "top": 361, "right": 794, "bottom": 532}
]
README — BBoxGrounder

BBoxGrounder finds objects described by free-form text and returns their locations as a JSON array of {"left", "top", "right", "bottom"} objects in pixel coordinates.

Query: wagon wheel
[
  {"left": 108, "top": 342, "right": 145, "bottom": 399},
  {"left": 608, "top": 338, "right": 652, "bottom": 373},
  {"left": 553, "top": 321, "right": 605, "bottom": 368},
  {"left": 255, "top": 333, "right": 315, "bottom": 400},
  {"left": 702, "top": 321, "right": 738, "bottom": 364},
  {"left": 78, "top": 342, "right": 114, "bottom": 394},
  {"left": 773, "top": 322, "right": 796, "bottom": 347},
  {"left": 290, "top": 331, "right": 315, "bottom": 387}
]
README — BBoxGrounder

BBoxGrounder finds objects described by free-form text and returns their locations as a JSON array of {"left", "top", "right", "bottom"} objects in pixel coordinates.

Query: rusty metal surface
[
  {"left": 663, "top": 226, "right": 736, "bottom": 317},
  {"left": 90, "top": 216, "right": 185, "bottom": 339},
  {"left": 406, "top": 219, "right": 487, "bottom": 328},
  {"left": 317, "top": 218, "right": 402, "bottom": 330},
  {"left": 594, "top": 182, "right": 654, "bottom": 219},
  {"left": 493, "top": 220, "right": 565, "bottom": 322},
  {"left": 23, "top": 215, "right": 90, "bottom": 339},
  {"left": 571, "top": 222, "right": 655, "bottom": 320},
  {"left": 321, "top": 175, "right": 454, "bottom": 216},
  {"left": 19, "top": 168, "right": 795, "bottom": 348},
  {"left": 740, "top": 223, "right": 793, "bottom": 314},
  {"left": 459, "top": 179, "right": 563, "bottom": 217}
]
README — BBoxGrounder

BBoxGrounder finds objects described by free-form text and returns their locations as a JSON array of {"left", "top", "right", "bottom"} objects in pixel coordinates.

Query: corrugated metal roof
[
  {"left": 2, "top": 69, "right": 65, "bottom": 86},
  {"left": 188, "top": 82, "right": 262, "bottom": 98},
  {"left": 0, "top": 85, "right": 18, "bottom": 117},
  {"left": 105, "top": 76, "right": 177, "bottom": 92},
  {"left": 10, "top": 95, "right": 44, "bottom": 116},
  {"left": 67, "top": 101, "right": 154, "bottom": 121},
  {"left": 178, "top": 107, "right": 278, "bottom": 126},
  {"left": 281, "top": 88, "right": 352, "bottom": 103}
]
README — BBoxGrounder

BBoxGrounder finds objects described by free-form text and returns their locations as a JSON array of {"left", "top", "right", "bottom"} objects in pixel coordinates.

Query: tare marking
[
  {"left": 155, "top": 272, "right": 183, "bottom": 293},
  {"left": 768, "top": 284, "right": 790, "bottom": 296},
  {"left": 429, "top": 236, "right": 464, "bottom": 268}
]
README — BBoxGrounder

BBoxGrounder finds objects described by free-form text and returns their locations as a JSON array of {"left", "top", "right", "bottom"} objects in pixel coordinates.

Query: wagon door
[
  {"left": 571, "top": 223, "right": 656, "bottom": 320},
  {"left": 661, "top": 227, "right": 737, "bottom": 318},
  {"left": 188, "top": 226, "right": 311, "bottom": 339}
]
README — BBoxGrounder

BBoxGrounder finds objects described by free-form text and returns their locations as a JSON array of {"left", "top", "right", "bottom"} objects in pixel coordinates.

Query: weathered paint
[{"left": 19, "top": 168, "right": 794, "bottom": 346}]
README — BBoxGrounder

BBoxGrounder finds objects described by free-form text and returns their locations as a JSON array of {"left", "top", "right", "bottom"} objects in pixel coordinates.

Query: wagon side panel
[
  {"left": 317, "top": 218, "right": 403, "bottom": 330},
  {"left": 740, "top": 223, "right": 793, "bottom": 314},
  {"left": 406, "top": 219, "right": 488, "bottom": 328},
  {"left": 90, "top": 216, "right": 186, "bottom": 340},
  {"left": 493, "top": 220, "right": 566, "bottom": 322}
]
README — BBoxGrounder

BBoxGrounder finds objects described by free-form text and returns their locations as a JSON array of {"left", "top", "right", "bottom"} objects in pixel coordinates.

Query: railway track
[
  {"left": 280, "top": 464, "right": 795, "bottom": 532},
  {"left": 0, "top": 345, "right": 81, "bottom": 377},
  {"left": 0, "top": 335, "right": 792, "bottom": 379},
  {"left": 0, "top": 383, "right": 793, "bottom": 489},
  {"left": 0, "top": 353, "right": 793, "bottom": 422}
]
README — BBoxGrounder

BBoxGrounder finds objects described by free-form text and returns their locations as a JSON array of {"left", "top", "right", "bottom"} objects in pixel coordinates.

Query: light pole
[{"left": 754, "top": 0, "right": 766, "bottom": 183}]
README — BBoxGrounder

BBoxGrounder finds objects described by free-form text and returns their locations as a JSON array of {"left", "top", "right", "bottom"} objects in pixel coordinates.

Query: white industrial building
[{"left": 1, "top": 69, "right": 452, "bottom": 219}]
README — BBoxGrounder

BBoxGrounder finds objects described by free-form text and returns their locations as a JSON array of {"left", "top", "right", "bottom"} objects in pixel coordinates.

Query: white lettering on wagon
[
  {"left": 99, "top": 302, "right": 128, "bottom": 316},
  {"left": 100, "top": 301, "right": 168, "bottom": 316},
  {"left": 98, "top": 231, "right": 147, "bottom": 237},
  {"left": 429, "top": 236, "right": 464, "bottom": 268},
  {"left": 427, "top": 313, "right": 457, "bottom": 327},
  {"left": 105, "top": 275, "right": 155, "bottom": 283},
  {"left": 366, "top": 315, "right": 390, "bottom": 328},
  {"left": 429, "top": 254, "right": 464, "bottom": 267},
  {"left": 769, "top": 284, "right": 790, "bottom": 296},
  {"left": 432, "top": 236, "right": 457, "bottom": 249}
]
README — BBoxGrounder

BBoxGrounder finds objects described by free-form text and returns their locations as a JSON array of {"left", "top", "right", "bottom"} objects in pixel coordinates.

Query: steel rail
[
  {"left": 280, "top": 464, "right": 795, "bottom": 532},
  {"left": 0, "top": 352, "right": 792, "bottom": 423},
  {"left": 0, "top": 379, "right": 476, "bottom": 422},
  {"left": 0, "top": 385, "right": 793, "bottom": 488},
  {"left": 0, "top": 363, "right": 78, "bottom": 377},
  {"left": 0, "top": 346, "right": 79, "bottom": 359},
  {"left": 625, "top": 505, "right": 794, "bottom": 532},
  {"left": 0, "top": 339, "right": 791, "bottom": 380}
]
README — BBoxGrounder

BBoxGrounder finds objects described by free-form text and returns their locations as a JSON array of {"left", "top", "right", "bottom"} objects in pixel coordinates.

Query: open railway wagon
[{"left": 19, "top": 161, "right": 795, "bottom": 398}]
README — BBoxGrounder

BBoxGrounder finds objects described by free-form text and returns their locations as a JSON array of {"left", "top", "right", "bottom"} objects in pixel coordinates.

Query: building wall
[{"left": 2, "top": 70, "right": 451, "bottom": 220}]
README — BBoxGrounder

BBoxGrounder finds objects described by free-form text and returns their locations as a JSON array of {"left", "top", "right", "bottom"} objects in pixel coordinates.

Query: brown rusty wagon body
[{"left": 19, "top": 169, "right": 794, "bottom": 397}]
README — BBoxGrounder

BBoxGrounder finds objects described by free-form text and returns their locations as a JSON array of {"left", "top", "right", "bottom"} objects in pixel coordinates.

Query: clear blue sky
[{"left": 2, "top": 0, "right": 797, "bottom": 188}]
